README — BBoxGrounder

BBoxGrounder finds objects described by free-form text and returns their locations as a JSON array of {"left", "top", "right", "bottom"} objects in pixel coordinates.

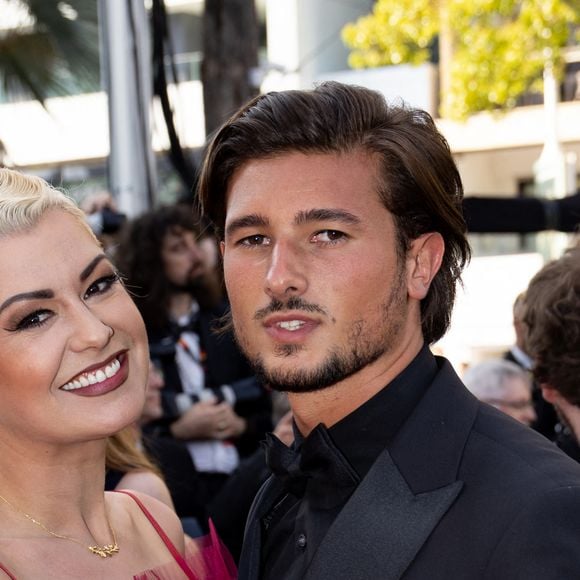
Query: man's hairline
[{"left": 215, "top": 146, "right": 400, "bottom": 243}]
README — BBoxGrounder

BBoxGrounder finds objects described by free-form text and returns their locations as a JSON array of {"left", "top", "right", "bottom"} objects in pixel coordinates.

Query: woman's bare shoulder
[
  {"left": 115, "top": 470, "right": 175, "bottom": 511},
  {"left": 110, "top": 489, "right": 186, "bottom": 554}
]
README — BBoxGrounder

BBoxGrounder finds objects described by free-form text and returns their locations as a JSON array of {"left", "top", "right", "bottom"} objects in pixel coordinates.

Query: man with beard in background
[{"left": 115, "top": 204, "right": 272, "bottom": 509}]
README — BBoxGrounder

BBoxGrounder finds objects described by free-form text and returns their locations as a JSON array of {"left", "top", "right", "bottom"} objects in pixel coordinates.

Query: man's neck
[
  {"left": 169, "top": 292, "right": 194, "bottom": 321},
  {"left": 289, "top": 333, "right": 424, "bottom": 436}
]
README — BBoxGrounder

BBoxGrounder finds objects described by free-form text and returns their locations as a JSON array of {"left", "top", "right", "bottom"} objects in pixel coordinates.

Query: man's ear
[{"left": 406, "top": 233, "right": 444, "bottom": 301}]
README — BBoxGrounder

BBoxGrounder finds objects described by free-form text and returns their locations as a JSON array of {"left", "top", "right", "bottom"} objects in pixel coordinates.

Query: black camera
[{"left": 86, "top": 207, "right": 126, "bottom": 235}]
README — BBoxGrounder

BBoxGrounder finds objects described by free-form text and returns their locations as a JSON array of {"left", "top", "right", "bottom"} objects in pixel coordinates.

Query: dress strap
[
  {"left": 115, "top": 490, "right": 196, "bottom": 579},
  {"left": 0, "top": 562, "right": 16, "bottom": 580}
]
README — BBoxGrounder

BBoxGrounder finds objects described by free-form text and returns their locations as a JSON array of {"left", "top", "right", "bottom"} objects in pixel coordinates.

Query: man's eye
[
  {"left": 239, "top": 235, "right": 270, "bottom": 247},
  {"left": 84, "top": 274, "right": 120, "bottom": 299},
  {"left": 312, "top": 230, "right": 347, "bottom": 243},
  {"left": 13, "top": 310, "right": 52, "bottom": 331}
]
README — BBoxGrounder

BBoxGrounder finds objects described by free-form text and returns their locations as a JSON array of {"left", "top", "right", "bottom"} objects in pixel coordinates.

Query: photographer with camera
[
  {"left": 114, "top": 204, "right": 272, "bottom": 501},
  {"left": 81, "top": 191, "right": 127, "bottom": 251}
]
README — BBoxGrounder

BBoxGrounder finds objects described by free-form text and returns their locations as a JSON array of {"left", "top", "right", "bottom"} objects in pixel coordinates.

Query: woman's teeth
[{"left": 61, "top": 358, "right": 121, "bottom": 391}]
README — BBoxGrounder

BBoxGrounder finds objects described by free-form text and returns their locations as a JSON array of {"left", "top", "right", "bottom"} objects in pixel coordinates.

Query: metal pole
[
  {"left": 533, "top": 61, "right": 571, "bottom": 259},
  {"left": 98, "top": 0, "right": 156, "bottom": 217}
]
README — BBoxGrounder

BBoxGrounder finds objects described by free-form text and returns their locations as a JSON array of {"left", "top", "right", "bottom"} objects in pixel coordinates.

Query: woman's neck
[{"left": 0, "top": 437, "right": 108, "bottom": 533}]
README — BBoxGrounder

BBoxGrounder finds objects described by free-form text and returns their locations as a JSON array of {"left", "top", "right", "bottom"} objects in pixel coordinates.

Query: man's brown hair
[
  {"left": 525, "top": 247, "right": 580, "bottom": 406},
  {"left": 197, "top": 81, "right": 470, "bottom": 344}
]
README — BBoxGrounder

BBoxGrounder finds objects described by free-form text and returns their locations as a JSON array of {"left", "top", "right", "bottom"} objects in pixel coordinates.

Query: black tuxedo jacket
[{"left": 239, "top": 357, "right": 580, "bottom": 579}]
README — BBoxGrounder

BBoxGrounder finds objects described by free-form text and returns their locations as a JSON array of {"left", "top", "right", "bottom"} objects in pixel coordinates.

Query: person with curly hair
[{"left": 525, "top": 246, "right": 580, "bottom": 461}]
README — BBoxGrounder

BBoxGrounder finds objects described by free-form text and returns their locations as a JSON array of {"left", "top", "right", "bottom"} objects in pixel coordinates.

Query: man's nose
[{"left": 265, "top": 241, "right": 308, "bottom": 300}]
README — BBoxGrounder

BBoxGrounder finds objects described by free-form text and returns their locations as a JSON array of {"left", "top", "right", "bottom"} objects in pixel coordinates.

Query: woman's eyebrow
[
  {"left": 0, "top": 255, "right": 109, "bottom": 315},
  {"left": 80, "top": 254, "right": 108, "bottom": 282},
  {"left": 0, "top": 289, "right": 54, "bottom": 315}
]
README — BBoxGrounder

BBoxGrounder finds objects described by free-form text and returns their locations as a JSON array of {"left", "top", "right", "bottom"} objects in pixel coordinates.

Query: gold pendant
[{"left": 89, "top": 543, "right": 120, "bottom": 558}]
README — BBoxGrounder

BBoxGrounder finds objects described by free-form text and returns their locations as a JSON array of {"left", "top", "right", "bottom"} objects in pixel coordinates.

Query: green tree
[
  {"left": 0, "top": 0, "right": 99, "bottom": 104},
  {"left": 342, "top": 0, "right": 580, "bottom": 119}
]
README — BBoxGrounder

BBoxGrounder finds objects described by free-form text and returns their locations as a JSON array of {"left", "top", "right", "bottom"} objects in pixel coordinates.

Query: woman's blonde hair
[
  {"left": 106, "top": 427, "right": 162, "bottom": 478},
  {"left": 0, "top": 167, "right": 97, "bottom": 242}
]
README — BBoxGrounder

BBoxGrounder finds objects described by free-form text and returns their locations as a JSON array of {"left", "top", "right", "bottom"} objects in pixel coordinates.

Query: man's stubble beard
[{"left": 233, "top": 264, "right": 409, "bottom": 394}]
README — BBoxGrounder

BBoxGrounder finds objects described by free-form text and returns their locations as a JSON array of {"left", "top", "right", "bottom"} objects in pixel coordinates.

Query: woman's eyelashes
[
  {"left": 84, "top": 273, "right": 121, "bottom": 299},
  {"left": 7, "top": 273, "right": 121, "bottom": 332},
  {"left": 12, "top": 309, "right": 53, "bottom": 331}
]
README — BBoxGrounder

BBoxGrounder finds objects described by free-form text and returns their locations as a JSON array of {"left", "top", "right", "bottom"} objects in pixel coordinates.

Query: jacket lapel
[
  {"left": 238, "top": 475, "right": 287, "bottom": 580},
  {"left": 240, "top": 358, "right": 478, "bottom": 580},
  {"left": 306, "top": 359, "right": 478, "bottom": 579},
  {"left": 304, "top": 449, "right": 463, "bottom": 580}
]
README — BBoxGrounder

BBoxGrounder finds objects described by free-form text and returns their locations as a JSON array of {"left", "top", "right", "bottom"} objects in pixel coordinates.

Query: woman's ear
[{"left": 406, "top": 233, "right": 445, "bottom": 300}]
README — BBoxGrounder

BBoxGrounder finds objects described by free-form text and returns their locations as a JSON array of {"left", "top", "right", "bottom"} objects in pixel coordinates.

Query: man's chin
[{"left": 250, "top": 350, "right": 367, "bottom": 394}]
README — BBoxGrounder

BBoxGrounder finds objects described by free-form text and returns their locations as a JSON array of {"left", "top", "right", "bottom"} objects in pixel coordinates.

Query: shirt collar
[
  {"left": 510, "top": 345, "right": 533, "bottom": 370},
  {"left": 328, "top": 344, "right": 438, "bottom": 478}
]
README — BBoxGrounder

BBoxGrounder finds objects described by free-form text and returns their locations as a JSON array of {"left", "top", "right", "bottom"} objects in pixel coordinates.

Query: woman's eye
[
  {"left": 312, "top": 230, "right": 346, "bottom": 243},
  {"left": 14, "top": 310, "right": 52, "bottom": 331},
  {"left": 239, "top": 235, "right": 270, "bottom": 247},
  {"left": 84, "top": 273, "right": 120, "bottom": 299}
]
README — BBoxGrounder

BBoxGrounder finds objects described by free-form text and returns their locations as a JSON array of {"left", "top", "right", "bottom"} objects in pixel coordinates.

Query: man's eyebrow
[
  {"left": 225, "top": 214, "right": 270, "bottom": 238},
  {"left": 294, "top": 208, "right": 362, "bottom": 226},
  {"left": 80, "top": 254, "right": 108, "bottom": 282},
  {"left": 0, "top": 289, "right": 54, "bottom": 315}
]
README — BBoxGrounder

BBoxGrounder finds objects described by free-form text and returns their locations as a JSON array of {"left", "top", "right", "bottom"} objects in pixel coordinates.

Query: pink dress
[
  {"left": 123, "top": 490, "right": 237, "bottom": 579},
  {"left": 0, "top": 490, "right": 237, "bottom": 580}
]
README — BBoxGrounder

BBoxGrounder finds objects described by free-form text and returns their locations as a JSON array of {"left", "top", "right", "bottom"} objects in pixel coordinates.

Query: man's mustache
[{"left": 254, "top": 297, "right": 327, "bottom": 321}]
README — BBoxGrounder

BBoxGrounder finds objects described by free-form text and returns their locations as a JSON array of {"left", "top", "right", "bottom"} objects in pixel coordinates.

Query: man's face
[
  {"left": 221, "top": 151, "right": 422, "bottom": 393},
  {"left": 161, "top": 227, "right": 206, "bottom": 289},
  {"left": 495, "top": 377, "right": 536, "bottom": 426}
]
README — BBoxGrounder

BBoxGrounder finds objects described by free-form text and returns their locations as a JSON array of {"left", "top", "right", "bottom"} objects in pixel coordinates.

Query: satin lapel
[
  {"left": 304, "top": 449, "right": 463, "bottom": 580},
  {"left": 238, "top": 475, "right": 287, "bottom": 580},
  {"left": 305, "top": 359, "right": 477, "bottom": 580}
]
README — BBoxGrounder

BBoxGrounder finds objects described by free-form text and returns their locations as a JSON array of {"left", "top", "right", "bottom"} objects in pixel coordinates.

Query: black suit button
[{"left": 296, "top": 533, "right": 307, "bottom": 549}]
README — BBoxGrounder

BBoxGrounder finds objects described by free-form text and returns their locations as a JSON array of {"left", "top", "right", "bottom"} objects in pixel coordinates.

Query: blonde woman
[{"left": 0, "top": 169, "right": 235, "bottom": 579}]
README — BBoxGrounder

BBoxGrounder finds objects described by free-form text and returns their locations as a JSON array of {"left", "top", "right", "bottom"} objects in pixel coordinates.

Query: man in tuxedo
[{"left": 198, "top": 81, "right": 580, "bottom": 579}]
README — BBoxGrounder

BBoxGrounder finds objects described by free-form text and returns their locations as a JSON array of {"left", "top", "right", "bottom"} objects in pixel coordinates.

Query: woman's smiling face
[{"left": 0, "top": 209, "right": 149, "bottom": 445}]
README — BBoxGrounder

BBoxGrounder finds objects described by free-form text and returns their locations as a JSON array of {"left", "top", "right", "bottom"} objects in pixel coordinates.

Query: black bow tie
[{"left": 263, "top": 424, "right": 360, "bottom": 508}]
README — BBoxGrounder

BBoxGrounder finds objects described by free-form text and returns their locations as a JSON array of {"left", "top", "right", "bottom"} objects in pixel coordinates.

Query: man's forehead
[{"left": 224, "top": 151, "right": 383, "bottom": 217}]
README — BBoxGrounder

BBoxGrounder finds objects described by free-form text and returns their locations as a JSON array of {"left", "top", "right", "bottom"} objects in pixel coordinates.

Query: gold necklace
[{"left": 0, "top": 492, "right": 119, "bottom": 558}]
